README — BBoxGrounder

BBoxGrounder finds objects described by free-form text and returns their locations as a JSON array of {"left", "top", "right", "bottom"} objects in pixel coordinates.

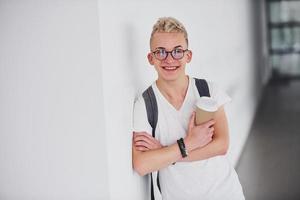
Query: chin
[{"left": 159, "top": 73, "right": 181, "bottom": 82}]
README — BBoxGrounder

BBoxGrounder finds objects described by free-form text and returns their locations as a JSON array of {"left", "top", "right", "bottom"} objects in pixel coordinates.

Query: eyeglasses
[{"left": 152, "top": 48, "right": 189, "bottom": 61}]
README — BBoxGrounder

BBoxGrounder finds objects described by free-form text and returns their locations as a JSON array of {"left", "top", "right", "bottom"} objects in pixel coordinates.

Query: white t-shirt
[{"left": 133, "top": 77, "right": 245, "bottom": 200}]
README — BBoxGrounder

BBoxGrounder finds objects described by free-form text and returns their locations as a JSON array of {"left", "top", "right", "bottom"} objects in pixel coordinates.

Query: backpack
[{"left": 142, "top": 78, "right": 210, "bottom": 200}]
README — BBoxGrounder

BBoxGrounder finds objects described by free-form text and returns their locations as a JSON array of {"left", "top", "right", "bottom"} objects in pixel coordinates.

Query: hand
[
  {"left": 185, "top": 112, "right": 215, "bottom": 151},
  {"left": 133, "top": 132, "right": 163, "bottom": 151}
]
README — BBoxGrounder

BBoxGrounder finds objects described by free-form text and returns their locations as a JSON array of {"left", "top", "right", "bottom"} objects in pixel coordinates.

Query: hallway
[{"left": 236, "top": 79, "right": 300, "bottom": 200}]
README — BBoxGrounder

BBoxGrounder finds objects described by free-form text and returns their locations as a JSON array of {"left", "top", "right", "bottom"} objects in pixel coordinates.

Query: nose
[{"left": 164, "top": 52, "right": 174, "bottom": 63}]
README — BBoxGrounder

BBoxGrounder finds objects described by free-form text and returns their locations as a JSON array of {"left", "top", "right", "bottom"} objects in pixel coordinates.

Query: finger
[
  {"left": 136, "top": 146, "right": 149, "bottom": 151},
  {"left": 134, "top": 135, "right": 157, "bottom": 146},
  {"left": 134, "top": 132, "right": 161, "bottom": 144},
  {"left": 188, "top": 112, "right": 196, "bottom": 130},
  {"left": 203, "top": 119, "right": 216, "bottom": 128},
  {"left": 134, "top": 132, "right": 162, "bottom": 148},
  {"left": 133, "top": 134, "right": 147, "bottom": 141},
  {"left": 135, "top": 141, "right": 160, "bottom": 150},
  {"left": 135, "top": 141, "right": 151, "bottom": 149},
  {"left": 134, "top": 137, "right": 152, "bottom": 147},
  {"left": 135, "top": 138, "right": 159, "bottom": 148},
  {"left": 134, "top": 132, "right": 151, "bottom": 136},
  {"left": 134, "top": 132, "right": 155, "bottom": 140},
  {"left": 134, "top": 133, "right": 152, "bottom": 141}
]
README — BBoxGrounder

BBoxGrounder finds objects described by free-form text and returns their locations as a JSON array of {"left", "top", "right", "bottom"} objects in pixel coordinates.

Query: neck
[{"left": 156, "top": 75, "right": 189, "bottom": 100}]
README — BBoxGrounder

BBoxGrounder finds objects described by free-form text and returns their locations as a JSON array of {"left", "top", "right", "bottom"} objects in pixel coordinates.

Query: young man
[{"left": 132, "top": 17, "right": 244, "bottom": 200}]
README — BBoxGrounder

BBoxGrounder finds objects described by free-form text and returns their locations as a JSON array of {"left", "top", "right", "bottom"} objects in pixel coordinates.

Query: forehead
[{"left": 151, "top": 32, "right": 186, "bottom": 50}]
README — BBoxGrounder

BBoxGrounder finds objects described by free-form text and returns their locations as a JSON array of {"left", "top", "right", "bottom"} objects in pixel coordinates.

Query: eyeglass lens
[{"left": 154, "top": 49, "right": 186, "bottom": 60}]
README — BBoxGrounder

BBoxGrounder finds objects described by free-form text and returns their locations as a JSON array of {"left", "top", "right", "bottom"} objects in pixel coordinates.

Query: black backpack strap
[
  {"left": 142, "top": 86, "right": 160, "bottom": 200},
  {"left": 142, "top": 86, "right": 158, "bottom": 137},
  {"left": 194, "top": 78, "right": 210, "bottom": 97},
  {"left": 150, "top": 175, "right": 155, "bottom": 200}
]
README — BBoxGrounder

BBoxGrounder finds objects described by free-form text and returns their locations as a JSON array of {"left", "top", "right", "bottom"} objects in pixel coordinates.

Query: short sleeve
[
  {"left": 207, "top": 81, "right": 232, "bottom": 108},
  {"left": 132, "top": 96, "right": 152, "bottom": 134}
]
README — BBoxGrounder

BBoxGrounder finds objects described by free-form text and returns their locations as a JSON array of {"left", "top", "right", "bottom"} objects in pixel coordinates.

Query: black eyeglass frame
[{"left": 151, "top": 48, "right": 189, "bottom": 61}]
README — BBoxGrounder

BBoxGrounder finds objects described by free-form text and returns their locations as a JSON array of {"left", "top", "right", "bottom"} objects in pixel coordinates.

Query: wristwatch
[{"left": 177, "top": 138, "right": 188, "bottom": 158}]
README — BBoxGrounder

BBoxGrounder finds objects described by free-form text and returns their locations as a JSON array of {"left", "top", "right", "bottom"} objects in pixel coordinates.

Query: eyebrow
[{"left": 154, "top": 45, "right": 183, "bottom": 50}]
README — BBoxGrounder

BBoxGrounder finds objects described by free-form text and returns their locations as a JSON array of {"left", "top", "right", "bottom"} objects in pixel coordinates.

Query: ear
[
  {"left": 147, "top": 53, "right": 154, "bottom": 65},
  {"left": 186, "top": 50, "right": 192, "bottom": 63}
]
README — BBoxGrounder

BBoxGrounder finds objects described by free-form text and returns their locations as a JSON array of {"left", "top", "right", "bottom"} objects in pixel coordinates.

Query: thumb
[{"left": 188, "top": 112, "right": 196, "bottom": 130}]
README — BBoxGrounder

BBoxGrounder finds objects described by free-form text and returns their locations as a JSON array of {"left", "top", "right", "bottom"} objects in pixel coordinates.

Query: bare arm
[
  {"left": 132, "top": 139, "right": 182, "bottom": 176},
  {"left": 181, "top": 106, "right": 229, "bottom": 162},
  {"left": 132, "top": 113, "right": 214, "bottom": 176},
  {"left": 132, "top": 106, "right": 229, "bottom": 175}
]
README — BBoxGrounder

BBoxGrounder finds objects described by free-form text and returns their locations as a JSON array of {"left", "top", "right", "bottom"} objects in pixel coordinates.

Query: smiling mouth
[{"left": 162, "top": 66, "right": 180, "bottom": 71}]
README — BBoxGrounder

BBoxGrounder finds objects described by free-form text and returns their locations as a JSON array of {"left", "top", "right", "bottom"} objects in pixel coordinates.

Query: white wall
[
  {"left": 0, "top": 0, "right": 270, "bottom": 200},
  {"left": 0, "top": 1, "right": 109, "bottom": 199}
]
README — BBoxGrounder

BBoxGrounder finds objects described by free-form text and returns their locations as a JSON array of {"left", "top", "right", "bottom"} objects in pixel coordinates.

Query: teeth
[{"left": 163, "top": 66, "right": 177, "bottom": 70}]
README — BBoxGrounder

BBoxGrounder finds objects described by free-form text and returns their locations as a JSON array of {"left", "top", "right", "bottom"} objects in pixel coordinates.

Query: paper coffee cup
[{"left": 195, "top": 97, "right": 218, "bottom": 125}]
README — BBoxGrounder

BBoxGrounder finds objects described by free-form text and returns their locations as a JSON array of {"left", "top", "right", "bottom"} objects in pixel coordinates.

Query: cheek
[
  {"left": 153, "top": 62, "right": 161, "bottom": 70},
  {"left": 178, "top": 60, "right": 188, "bottom": 67}
]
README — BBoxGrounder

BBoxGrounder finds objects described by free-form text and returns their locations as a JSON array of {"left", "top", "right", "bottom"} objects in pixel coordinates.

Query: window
[{"left": 267, "top": 0, "right": 300, "bottom": 77}]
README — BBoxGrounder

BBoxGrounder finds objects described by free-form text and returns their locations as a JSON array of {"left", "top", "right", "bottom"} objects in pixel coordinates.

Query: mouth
[{"left": 162, "top": 66, "right": 180, "bottom": 71}]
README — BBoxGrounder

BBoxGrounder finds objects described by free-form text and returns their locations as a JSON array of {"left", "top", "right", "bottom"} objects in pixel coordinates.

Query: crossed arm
[{"left": 132, "top": 106, "right": 229, "bottom": 176}]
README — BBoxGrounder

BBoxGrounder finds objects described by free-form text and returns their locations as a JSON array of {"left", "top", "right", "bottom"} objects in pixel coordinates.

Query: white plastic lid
[{"left": 196, "top": 96, "right": 218, "bottom": 112}]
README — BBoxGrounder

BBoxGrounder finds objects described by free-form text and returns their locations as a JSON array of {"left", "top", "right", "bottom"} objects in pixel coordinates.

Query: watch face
[
  {"left": 184, "top": 149, "right": 188, "bottom": 157},
  {"left": 183, "top": 148, "right": 188, "bottom": 157}
]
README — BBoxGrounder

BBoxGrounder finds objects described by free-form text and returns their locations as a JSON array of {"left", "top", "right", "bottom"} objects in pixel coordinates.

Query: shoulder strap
[
  {"left": 142, "top": 86, "right": 160, "bottom": 200},
  {"left": 194, "top": 78, "right": 210, "bottom": 97},
  {"left": 142, "top": 86, "right": 158, "bottom": 137}
]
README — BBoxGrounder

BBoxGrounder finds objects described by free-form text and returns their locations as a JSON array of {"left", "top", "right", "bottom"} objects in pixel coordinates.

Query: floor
[{"left": 236, "top": 79, "right": 300, "bottom": 200}]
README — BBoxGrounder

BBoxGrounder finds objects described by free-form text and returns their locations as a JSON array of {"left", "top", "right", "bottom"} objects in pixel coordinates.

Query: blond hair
[{"left": 150, "top": 17, "right": 189, "bottom": 47}]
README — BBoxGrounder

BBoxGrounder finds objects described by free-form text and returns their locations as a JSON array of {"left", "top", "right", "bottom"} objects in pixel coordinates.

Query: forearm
[
  {"left": 181, "top": 136, "right": 229, "bottom": 162},
  {"left": 132, "top": 142, "right": 181, "bottom": 176}
]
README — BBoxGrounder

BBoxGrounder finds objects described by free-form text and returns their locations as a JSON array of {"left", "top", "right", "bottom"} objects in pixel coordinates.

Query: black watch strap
[{"left": 177, "top": 138, "right": 188, "bottom": 158}]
